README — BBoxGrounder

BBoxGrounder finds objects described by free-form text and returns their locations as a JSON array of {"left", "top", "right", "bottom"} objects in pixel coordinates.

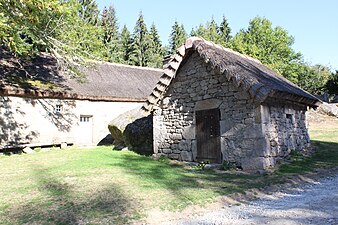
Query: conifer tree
[
  {"left": 120, "top": 25, "right": 132, "bottom": 63},
  {"left": 169, "top": 21, "right": 187, "bottom": 54},
  {"left": 129, "top": 12, "right": 152, "bottom": 66},
  {"left": 219, "top": 16, "right": 232, "bottom": 47},
  {"left": 78, "top": 0, "right": 100, "bottom": 25},
  {"left": 205, "top": 17, "right": 220, "bottom": 43},
  {"left": 191, "top": 24, "right": 206, "bottom": 37},
  {"left": 148, "top": 23, "right": 165, "bottom": 68},
  {"left": 101, "top": 5, "right": 123, "bottom": 63}
]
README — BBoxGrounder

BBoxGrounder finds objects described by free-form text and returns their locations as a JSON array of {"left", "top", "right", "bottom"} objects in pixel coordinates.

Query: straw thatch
[
  {"left": 142, "top": 37, "right": 321, "bottom": 113},
  {"left": 0, "top": 49, "right": 163, "bottom": 102}
]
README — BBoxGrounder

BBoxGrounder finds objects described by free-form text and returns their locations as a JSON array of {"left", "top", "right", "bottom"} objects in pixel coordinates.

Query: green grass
[
  {"left": 277, "top": 120, "right": 338, "bottom": 174},
  {"left": 0, "top": 120, "right": 337, "bottom": 224}
]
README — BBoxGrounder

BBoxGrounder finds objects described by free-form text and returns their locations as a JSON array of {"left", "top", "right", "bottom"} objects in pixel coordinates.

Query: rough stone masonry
[{"left": 153, "top": 51, "right": 311, "bottom": 171}]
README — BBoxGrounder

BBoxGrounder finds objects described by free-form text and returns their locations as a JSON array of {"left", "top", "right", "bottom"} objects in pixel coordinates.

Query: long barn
[{"left": 0, "top": 49, "right": 162, "bottom": 150}]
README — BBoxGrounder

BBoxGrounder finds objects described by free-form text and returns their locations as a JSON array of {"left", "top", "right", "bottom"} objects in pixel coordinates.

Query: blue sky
[{"left": 96, "top": 0, "right": 338, "bottom": 70}]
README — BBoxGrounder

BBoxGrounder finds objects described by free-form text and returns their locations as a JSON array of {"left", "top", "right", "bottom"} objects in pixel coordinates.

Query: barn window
[
  {"left": 80, "top": 115, "right": 91, "bottom": 122},
  {"left": 55, "top": 105, "right": 63, "bottom": 112},
  {"left": 286, "top": 113, "right": 293, "bottom": 123}
]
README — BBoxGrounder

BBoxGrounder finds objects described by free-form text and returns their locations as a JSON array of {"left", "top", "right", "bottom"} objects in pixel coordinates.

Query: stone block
[
  {"left": 171, "top": 144, "right": 178, "bottom": 149},
  {"left": 241, "top": 157, "right": 275, "bottom": 171},
  {"left": 195, "top": 99, "right": 222, "bottom": 111},
  {"left": 182, "top": 125, "right": 195, "bottom": 139},
  {"left": 209, "top": 79, "right": 219, "bottom": 84},
  {"left": 162, "top": 149, "right": 172, "bottom": 154},
  {"left": 192, "top": 140, "right": 197, "bottom": 160},
  {"left": 23, "top": 147, "right": 35, "bottom": 154},
  {"left": 220, "top": 119, "right": 234, "bottom": 134},
  {"left": 242, "top": 124, "right": 264, "bottom": 139},
  {"left": 60, "top": 142, "right": 67, "bottom": 149},
  {"left": 234, "top": 91, "right": 250, "bottom": 100},
  {"left": 181, "top": 151, "right": 193, "bottom": 161},
  {"left": 169, "top": 153, "right": 180, "bottom": 160},
  {"left": 203, "top": 94, "right": 212, "bottom": 99},
  {"left": 178, "top": 140, "right": 191, "bottom": 151},
  {"left": 171, "top": 133, "right": 182, "bottom": 140},
  {"left": 172, "top": 149, "right": 181, "bottom": 154}
]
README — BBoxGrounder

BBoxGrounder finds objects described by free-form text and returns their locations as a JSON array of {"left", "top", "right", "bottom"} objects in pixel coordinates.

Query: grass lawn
[{"left": 0, "top": 119, "right": 337, "bottom": 224}]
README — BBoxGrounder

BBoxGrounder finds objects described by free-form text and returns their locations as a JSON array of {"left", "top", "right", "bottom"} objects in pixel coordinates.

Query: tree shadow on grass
[
  {"left": 109, "top": 152, "right": 264, "bottom": 209},
  {"left": 6, "top": 167, "right": 139, "bottom": 225}
]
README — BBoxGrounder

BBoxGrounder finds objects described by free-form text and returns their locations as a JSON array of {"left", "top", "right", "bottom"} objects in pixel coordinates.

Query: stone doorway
[{"left": 195, "top": 108, "right": 221, "bottom": 163}]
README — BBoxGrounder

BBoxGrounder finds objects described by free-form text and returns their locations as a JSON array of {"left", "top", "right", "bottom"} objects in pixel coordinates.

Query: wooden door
[{"left": 196, "top": 108, "right": 221, "bottom": 163}]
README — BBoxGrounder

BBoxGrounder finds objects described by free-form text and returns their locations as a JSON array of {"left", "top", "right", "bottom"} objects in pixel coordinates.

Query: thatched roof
[
  {"left": 0, "top": 49, "right": 163, "bottom": 102},
  {"left": 142, "top": 37, "right": 321, "bottom": 113}
]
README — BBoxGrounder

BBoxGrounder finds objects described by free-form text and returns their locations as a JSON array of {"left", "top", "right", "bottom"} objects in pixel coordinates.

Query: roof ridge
[
  {"left": 141, "top": 37, "right": 320, "bottom": 115},
  {"left": 188, "top": 37, "right": 262, "bottom": 64},
  {"left": 89, "top": 60, "right": 164, "bottom": 72}
]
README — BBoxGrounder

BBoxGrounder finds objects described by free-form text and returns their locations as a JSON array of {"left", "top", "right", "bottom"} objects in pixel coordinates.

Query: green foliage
[
  {"left": 222, "top": 161, "right": 236, "bottom": 171},
  {"left": 78, "top": 0, "right": 100, "bottom": 25},
  {"left": 120, "top": 25, "right": 132, "bottom": 63},
  {"left": 0, "top": 0, "right": 104, "bottom": 72},
  {"left": 297, "top": 64, "right": 332, "bottom": 94},
  {"left": 190, "top": 16, "right": 232, "bottom": 47},
  {"left": 325, "top": 70, "right": 338, "bottom": 95},
  {"left": 148, "top": 23, "right": 165, "bottom": 68},
  {"left": 191, "top": 17, "right": 220, "bottom": 44},
  {"left": 101, "top": 5, "right": 123, "bottom": 63},
  {"left": 129, "top": 12, "right": 152, "bottom": 67},
  {"left": 219, "top": 16, "right": 232, "bottom": 47},
  {"left": 232, "top": 17, "right": 302, "bottom": 82},
  {"left": 169, "top": 21, "right": 187, "bottom": 54}
]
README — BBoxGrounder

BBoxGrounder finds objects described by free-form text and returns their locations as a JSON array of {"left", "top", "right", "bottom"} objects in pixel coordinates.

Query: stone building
[
  {"left": 142, "top": 37, "right": 321, "bottom": 171},
  {"left": 0, "top": 49, "right": 162, "bottom": 150}
]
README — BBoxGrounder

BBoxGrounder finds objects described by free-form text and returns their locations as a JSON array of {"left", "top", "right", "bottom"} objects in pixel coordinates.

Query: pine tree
[
  {"left": 191, "top": 17, "right": 222, "bottom": 44},
  {"left": 169, "top": 21, "right": 187, "bottom": 54},
  {"left": 120, "top": 25, "right": 132, "bottom": 63},
  {"left": 191, "top": 24, "right": 206, "bottom": 37},
  {"left": 219, "top": 16, "right": 232, "bottom": 47},
  {"left": 129, "top": 12, "right": 152, "bottom": 66},
  {"left": 205, "top": 17, "right": 220, "bottom": 43},
  {"left": 148, "top": 23, "right": 165, "bottom": 68},
  {"left": 78, "top": 0, "right": 100, "bottom": 25},
  {"left": 101, "top": 5, "right": 123, "bottom": 63}
]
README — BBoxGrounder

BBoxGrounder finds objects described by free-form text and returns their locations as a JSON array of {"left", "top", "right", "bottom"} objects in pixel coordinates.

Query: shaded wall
[{"left": 0, "top": 96, "right": 141, "bottom": 148}]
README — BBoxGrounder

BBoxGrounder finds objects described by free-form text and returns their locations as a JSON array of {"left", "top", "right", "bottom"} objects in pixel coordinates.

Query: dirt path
[{"left": 153, "top": 173, "right": 338, "bottom": 225}]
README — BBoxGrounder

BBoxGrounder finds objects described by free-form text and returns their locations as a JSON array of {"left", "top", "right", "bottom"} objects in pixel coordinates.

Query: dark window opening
[
  {"left": 80, "top": 115, "right": 91, "bottom": 122},
  {"left": 55, "top": 105, "right": 63, "bottom": 112}
]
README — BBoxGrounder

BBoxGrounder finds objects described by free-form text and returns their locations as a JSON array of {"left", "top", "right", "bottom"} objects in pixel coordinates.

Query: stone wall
[
  {"left": 0, "top": 95, "right": 142, "bottom": 148},
  {"left": 153, "top": 52, "right": 312, "bottom": 171},
  {"left": 262, "top": 103, "right": 310, "bottom": 160},
  {"left": 154, "top": 52, "right": 267, "bottom": 168}
]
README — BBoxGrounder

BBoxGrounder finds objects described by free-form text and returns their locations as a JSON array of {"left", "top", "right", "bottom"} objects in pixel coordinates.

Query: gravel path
[{"left": 160, "top": 174, "right": 338, "bottom": 225}]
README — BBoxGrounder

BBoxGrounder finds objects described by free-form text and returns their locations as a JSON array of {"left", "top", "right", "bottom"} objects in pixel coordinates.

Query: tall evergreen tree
[
  {"left": 219, "top": 16, "right": 232, "bottom": 47},
  {"left": 148, "top": 23, "right": 165, "bottom": 68},
  {"left": 101, "top": 5, "right": 123, "bottom": 63},
  {"left": 190, "top": 17, "right": 221, "bottom": 44},
  {"left": 205, "top": 17, "right": 220, "bottom": 43},
  {"left": 78, "top": 0, "right": 100, "bottom": 25},
  {"left": 169, "top": 21, "right": 187, "bottom": 54},
  {"left": 191, "top": 24, "right": 206, "bottom": 37},
  {"left": 129, "top": 12, "right": 152, "bottom": 66},
  {"left": 120, "top": 25, "right": 132, "bottom": 63}
]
